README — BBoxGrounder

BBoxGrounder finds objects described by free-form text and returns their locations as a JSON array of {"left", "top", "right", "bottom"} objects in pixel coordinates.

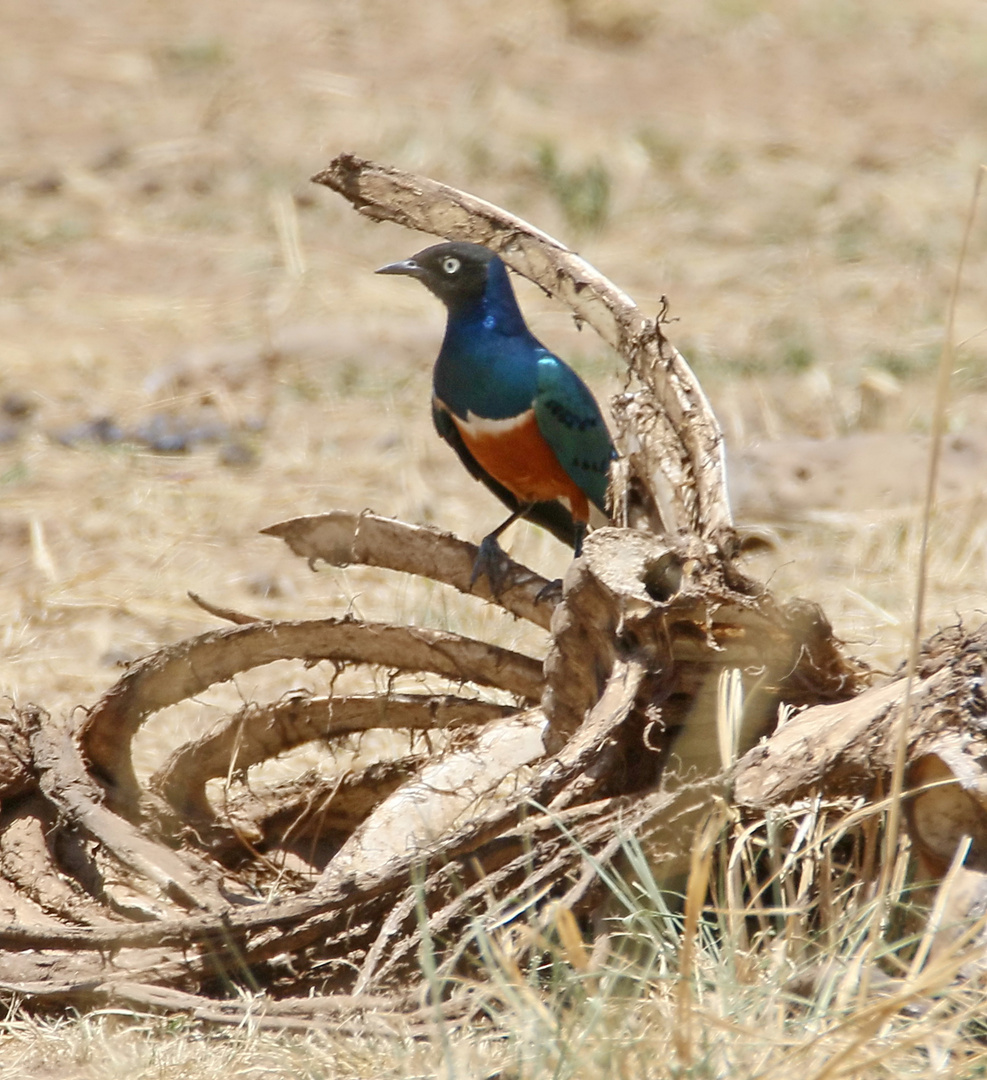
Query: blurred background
[{"left": 1, "top": 0, "right": 985, "bottom": 726}]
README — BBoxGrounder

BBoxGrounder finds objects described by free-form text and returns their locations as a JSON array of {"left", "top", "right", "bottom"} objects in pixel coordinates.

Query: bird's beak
[{"left": 375, "top": 257, "right": 423, "bottom": 278}]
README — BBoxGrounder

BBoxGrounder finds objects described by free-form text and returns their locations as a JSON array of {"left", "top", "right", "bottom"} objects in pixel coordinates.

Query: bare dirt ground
[{"left": 1, "top": 0, "right": 986, "bottom": 1074}]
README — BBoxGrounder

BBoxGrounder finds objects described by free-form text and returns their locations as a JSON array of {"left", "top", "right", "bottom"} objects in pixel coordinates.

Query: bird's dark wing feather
[
  {"left": 431, "top": 402, "right": 580, "bottom": 548},
  {"left": 533, "top": 355, "right": 614, "bottom": 514}
]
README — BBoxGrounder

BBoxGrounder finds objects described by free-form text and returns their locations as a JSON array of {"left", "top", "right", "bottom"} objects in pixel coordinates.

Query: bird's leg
[
  {"left": 470, "top": 506, "right": 530, "bottom": 595},
  {"left": 534, "top": 521, "right": 587, "bottom": 605}
]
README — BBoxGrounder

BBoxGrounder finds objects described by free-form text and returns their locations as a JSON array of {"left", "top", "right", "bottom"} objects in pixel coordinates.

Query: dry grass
[
  {"left": 4, "top": 806, "right": 987, "bottom": 1080},
  {"left": 1, "top": 0, "right": 986, "bottom": 1073}
]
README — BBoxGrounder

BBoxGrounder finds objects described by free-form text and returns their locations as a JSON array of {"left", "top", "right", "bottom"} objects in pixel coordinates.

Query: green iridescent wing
[{"left": 532, "top": 355, "right": 614, "bottom": 513}]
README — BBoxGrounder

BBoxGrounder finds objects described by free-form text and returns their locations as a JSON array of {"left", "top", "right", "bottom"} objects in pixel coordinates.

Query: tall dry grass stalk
[{"left": 862, "top": 164, "right": 987, "bottom": 999}]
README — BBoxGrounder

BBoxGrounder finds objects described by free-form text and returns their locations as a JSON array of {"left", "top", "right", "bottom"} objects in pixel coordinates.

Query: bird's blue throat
[{"left": 434, "top": 260, "right": 542, "bottom": 422}]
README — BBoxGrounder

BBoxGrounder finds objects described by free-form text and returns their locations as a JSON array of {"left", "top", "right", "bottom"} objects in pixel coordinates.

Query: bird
[{"left": 376, "top": 241, "right": 615, "bottom": 590}]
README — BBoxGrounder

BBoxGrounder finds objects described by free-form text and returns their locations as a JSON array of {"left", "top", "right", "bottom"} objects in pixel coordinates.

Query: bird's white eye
[{"left": 441, "top": 256, "right": 461, "bottom": 275}]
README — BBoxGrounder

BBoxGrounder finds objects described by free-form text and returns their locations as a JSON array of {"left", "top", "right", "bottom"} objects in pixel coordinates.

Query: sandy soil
[{"left": 0, "top": 0, "right": 985, "bottom": 733}]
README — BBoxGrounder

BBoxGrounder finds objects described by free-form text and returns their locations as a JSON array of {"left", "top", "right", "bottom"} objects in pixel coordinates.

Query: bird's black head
[{"left": 376, "top": 242, "right": 496, "bottom": 310}]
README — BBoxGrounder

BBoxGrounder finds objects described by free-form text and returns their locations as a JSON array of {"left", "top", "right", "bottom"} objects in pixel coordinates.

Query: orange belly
[{"left": 454, "top": 411, "right": 590, "bottom": 522}]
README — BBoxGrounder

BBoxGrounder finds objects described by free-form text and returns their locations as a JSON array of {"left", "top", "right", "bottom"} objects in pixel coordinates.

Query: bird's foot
[
  {"left": 470, "top": 535, "right": 515, "bottom": 597},
  {"left": 534, "top": 578, "right": 563, "bottom": 605}
]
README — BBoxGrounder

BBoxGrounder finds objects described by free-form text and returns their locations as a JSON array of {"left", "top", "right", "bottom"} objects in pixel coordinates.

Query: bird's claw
[
  {"left": 470, "top": 535, "right": 515, "bottom": 598},
  {"left": 534, "top": 578, "right": 563, "bottom": 605}
]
